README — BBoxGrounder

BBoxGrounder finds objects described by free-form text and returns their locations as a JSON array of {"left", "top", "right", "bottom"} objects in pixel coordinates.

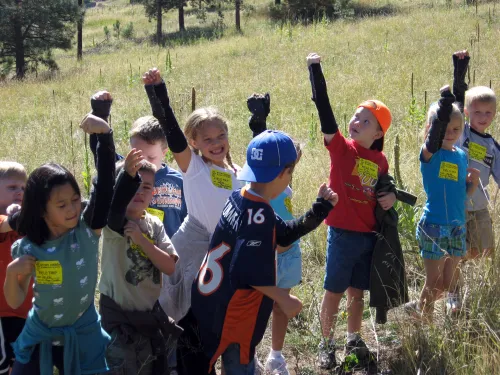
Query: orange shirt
[{"left": 0, "top": 215, "right": 33, "bottom": 318}]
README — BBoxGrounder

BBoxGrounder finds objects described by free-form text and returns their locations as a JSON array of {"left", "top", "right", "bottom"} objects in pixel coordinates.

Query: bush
[
  {"left": 122, "top": 22, "right": 134, "bottom": 39},
  {"left": 269, "top": 0, "right": 353, "bottom": 23}
]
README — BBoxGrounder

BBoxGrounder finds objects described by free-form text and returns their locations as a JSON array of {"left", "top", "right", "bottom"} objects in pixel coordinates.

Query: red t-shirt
[
  {"left": 325, "top": 132, "right": 389, "bottom": 232},
  {"left": 0, "top": 215, "right": 33, "bottom": 318}
]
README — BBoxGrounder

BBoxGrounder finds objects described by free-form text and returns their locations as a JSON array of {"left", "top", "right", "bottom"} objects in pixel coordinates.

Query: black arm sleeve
[
  {"left": 82, "top": 131, "right": 116, "bottom": 229},
  {"left": 275, "top": 198, "right": 333, "bottom": 247},
  {"left": 89, "top": 99, "right": 113, "bottom": 166},
  {"left": 107, "top": 170, "right": 141, "bottom": 235},
  {"left": 452, "top": 55, "right": 470, "bottom": 112},
  {"left": 425, "top": 90, "right": 455, "bottom": 154},
  {"left": 308, "top": 63, "right": 338, "bottom": 135},
  {"left": 249, "top": 116, "right": 267, "bottom": 138},
  {"left": 146, "top": 81, "right": 188, "bottom": 154}
]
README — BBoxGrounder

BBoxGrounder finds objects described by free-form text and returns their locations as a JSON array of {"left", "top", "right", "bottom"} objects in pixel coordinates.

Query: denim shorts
[
  {"left": 277, "top": 244, "right": 302, "bottom": 289},
  {"left": 324, "top": 226, "right": 376, "bottom": 293},
  {"left": 416, "top": 221, "right": 466, "bottom": 260},
  {"left": 221, "top": 343, "right": 255, "bottom": 375}
]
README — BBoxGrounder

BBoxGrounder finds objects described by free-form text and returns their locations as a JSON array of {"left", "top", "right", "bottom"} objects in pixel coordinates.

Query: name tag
[
  {"left": 358, "top": 158, "right": 378, "bottom": 180},
  {"left": 284, "top": 197, "right": 293, "bottom": 214},
  {"left": 211, "top": 170, "right": 233, "bottom": 190},
  {"left": 469, "top": 142, "right": 487, "bottom": 162},
  {"left": 36, "top": 261, "right": 63, "bottom": 285},
  {"left": 146, "top": 207, "right": 165, "bottom": 222},
  {"left": 438, "top": 161, "right": 458, "bottom": 181}
]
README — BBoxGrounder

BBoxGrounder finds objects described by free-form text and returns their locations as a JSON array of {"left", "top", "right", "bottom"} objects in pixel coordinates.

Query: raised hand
[
  {"left": 142, "top": 68, "right": 162, "bottom": 86},
  {"left": 90, "top": 90, "right": 113, "bottom": 121},
  {"left": 124, "top": 149, "right": 144, "bottom": 178},
  {"left": 80, "top": 113, "right": 111, "bottom": 134},
  {"left": 307, "top": 52, "right": 321, "bottom": 67},
  {"left": 437, "top": 85, "right": 456, "bottom": 122},
  {"left": 453, "top": 49, "right": 469, "bottom": 60},
  {"left": 317, "top": 183, "right": 339, "bottom": 207}
]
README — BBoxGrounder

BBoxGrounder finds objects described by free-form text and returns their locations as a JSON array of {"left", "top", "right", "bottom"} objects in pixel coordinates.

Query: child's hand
[
  {"left": 6, "top": 204, "right": 21, "bottom": 216},
  {"left": 124, "top": 149, "right": 144, "bottom": 178},
  {"left": 466, "top": 167, "right": 480, "bottom": 186},
  {"left": 307, "top": 53, "right": 321, "bottom": 67},
  {"left": 247, "top": 93, "right": 271, "bottom": 118},
  {"left": 90, "top": 91, "right": 113, "bottom": 121},
  {"left": 377, "top": 192, "right": 396, "bottom": 211},
  {"left": 7, "top": 255, "right": 36, "bottom": 277},
  {"left": 124, "top": 221, "right": 144, "bottom": 245},
  {"left": 279, "top": 294, "right": 303, "bottom": 319},
  {"left": 80, "top": 113, "right": 111, "bottom": 134},
  {"left": 317, "top": 183, "right": 339, "bottom": 207},
  {"left": 92, "top": 90, "right": 112, "bottom": 102},
  {"left": 142, "top": 68, "right": 162, "bottom": 85},
  {"left": 453, "top": 49, "right": 469, "bottom": 60}
]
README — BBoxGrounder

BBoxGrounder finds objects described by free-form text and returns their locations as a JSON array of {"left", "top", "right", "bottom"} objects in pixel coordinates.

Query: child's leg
[
  {"left": 0, "top": 317, "right": 26, "bottom": 374},
  {"left": 346, "top": 287, "right": 364, "bottom": 334},
  {"left": 320, "top": 291, "right": 343, "bottom": 339},
  {"left": 105, "top": 328, "right": 138, "bottom": 375},
  {"left": 419, "top": 258, "right": 445, "bottom": 318},
  {"left": 221, "top": 344, "right": 255, "bottom": 375},
  {"left": 443, "top": 256, "right": 463, "bottom": 292},
  {"left": 271, "top": 288, "right": 291, "bottom": 351}
]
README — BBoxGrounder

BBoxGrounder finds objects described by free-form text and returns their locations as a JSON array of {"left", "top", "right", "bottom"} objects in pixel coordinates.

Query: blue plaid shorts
[{"left": 416, "top": 221, "right": 466, "bottom": 260}]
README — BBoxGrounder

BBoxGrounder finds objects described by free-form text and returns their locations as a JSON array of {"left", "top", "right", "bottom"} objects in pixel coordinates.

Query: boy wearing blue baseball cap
[{"left": 191, "top": 130, "right": 338, "bottom": 374}]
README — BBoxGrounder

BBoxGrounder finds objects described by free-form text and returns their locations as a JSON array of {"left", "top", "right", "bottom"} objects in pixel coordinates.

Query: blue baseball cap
[{"left": 238, "top": 130, "right": 298, "bottom": 183}]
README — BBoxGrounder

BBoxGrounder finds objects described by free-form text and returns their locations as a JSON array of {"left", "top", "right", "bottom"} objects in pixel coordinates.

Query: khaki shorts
[{"left": 466, "top": 209, "right": 495, "bottom": 251}]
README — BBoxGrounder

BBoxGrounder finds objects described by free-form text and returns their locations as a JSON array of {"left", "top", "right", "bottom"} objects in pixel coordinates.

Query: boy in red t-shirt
[
  {"left": 0, "top": 161, "right": 32, "bottom": 373},
  {"left": 307, "top": 53, "right": 396, "bottom": 370}
]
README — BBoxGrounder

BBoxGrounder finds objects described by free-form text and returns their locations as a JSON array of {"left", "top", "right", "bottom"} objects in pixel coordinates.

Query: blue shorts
[
  {"left": 277, "top": 244, "right": 302, "bottom": 289},
  {"left": 324, "top": 227, "right": 376, "bottom": 293},
  {"left": 416, "top": 221, "right": 466, "bottom": 260},
  {"left": 221, "top": 343, "right": 255, "bottom": 375}
]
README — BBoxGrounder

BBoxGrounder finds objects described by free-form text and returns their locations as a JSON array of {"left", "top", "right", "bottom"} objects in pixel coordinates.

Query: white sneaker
[
  {"left": 254, "top": 355, "right": 265, "bottom": 375},
  {"left": 446, "top": 293, "right": 461, "bottom": 315},
  {"left": 265, "top": 354, "right": 290, "bottom": 375}
]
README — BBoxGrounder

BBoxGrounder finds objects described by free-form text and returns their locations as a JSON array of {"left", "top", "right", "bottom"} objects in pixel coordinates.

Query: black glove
[
  {"left": 247, "top": 93, "right": 270, "bottom": 137},
  {"left": 425, "top": 87, "right": 456, "bottom": 154},
  {"left": 91, "top": 98, "right": 113, "bottom": 122},
  {"left": 452, "top": 54, "right": 470, "bottom": 110},
  {"left": 437, "top": 88, "right": 456, "bottom": 123}
]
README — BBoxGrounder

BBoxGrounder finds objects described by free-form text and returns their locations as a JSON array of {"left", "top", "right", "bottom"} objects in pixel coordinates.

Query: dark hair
[
  {"left": 371, "top": 137, "right": 384, "bottom": 151},
  {"left": 17, "top": 163, "right": 81, "bottom": 245}
]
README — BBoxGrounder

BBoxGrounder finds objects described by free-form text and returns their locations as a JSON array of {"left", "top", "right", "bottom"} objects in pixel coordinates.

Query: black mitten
[
  {"left": 247, "top": 93, "right": 270, "bottom": 138},
  {"left": 452, "top": 54, "right": 470, "bottom": 110},
  {"left": 425, "top": 88, "right": 456, "bottom": 153},
  {"left": 91, "top": 98, "right": 113, "bottom": 121}
]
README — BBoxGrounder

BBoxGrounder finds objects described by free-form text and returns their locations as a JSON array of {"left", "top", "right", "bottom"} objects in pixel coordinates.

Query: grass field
[{"left": 1, "top": 0, "right": 500, "bottom": 373}]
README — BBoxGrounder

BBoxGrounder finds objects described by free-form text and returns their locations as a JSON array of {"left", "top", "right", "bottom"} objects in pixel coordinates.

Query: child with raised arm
[
  {"left": 98, "top": 149, "right": 182, "bottom": 375},
  {"left": 0, "top": 162, "right": 31, "bottom": 374},
  {"left": 191, "top": 130, "right": 338, "bottom": 375},
  {"left": 307, "top": 53, "right": 396, "bottom": 370},
  {"left": 3, "top": 113, "right": 116, "bottom": 375},
  {"left": 452, "top": 50, "right": 499, "bottom": 262},
  {"left": 405, "top": 86, "right": 479, "bottom": 322},
  {"left": 142, "top": 68, "right": 242, "bottom": 374}
]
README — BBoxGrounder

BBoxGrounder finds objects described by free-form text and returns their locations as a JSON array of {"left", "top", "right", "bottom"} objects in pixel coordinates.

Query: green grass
[{"left": 2, "top": 0, "right": 500, "bottom": 373}]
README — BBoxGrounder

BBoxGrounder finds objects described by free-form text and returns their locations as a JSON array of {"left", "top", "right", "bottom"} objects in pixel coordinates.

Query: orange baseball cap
[{"left": 358, "top": 100, "right": 392, "bottom": 134}]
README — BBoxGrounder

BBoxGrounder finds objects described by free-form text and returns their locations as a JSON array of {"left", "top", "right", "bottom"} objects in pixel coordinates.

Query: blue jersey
[{"left": 191, "top": 187, "right": 282, "bottom": 370}]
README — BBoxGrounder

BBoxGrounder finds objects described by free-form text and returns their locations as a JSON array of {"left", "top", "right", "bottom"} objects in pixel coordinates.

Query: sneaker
[
  {"left": 345, "top": 334, "right": 369, "bottom": 360},
  {"left": 254, "top": 355, "right": 265, "bottom": 375},
  {"left": 404, "top": 300, "right": 422, "bottom": 319},
  {"left": 317, "top": 340, "right": 336, "bottom": 370},
  {"left": 446, "top": 293, "right": 461, "bottom": 315},
  {"left": 265, "top": 354, "right": 290, "bottom": 375}
]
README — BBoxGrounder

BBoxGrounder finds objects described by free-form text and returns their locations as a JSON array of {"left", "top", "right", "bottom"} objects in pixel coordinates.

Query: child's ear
[
  {"left": 373, "top": 130, "right": 384, "bottom": 140},
  {"left": 188, "top": 138, "right": 197, "bottom": 150},
  {"left": 464, "top": 107, "right": 469, "bottom": 117},
  {"left": 162, "top": 148, "right": 168, "bottom": 157}
]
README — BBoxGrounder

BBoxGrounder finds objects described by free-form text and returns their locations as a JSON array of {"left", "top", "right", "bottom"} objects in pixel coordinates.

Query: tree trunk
[
  {"left": 156, "top": 0, "right": 162, "bottom": 44},
  {"left": 14, "top": 2, "right": 24, "bottom": 79},
  {"left": 178, "top": 1, "right": 185, "bottom": 32},
  {"left": 275, "top": 0, "right": 280, "bottom": 4},
  {"left": 235, "top": 0, "right": 241, "bottom": 32},
  {"left": 77, "top": 0, "right": 83, "bottom": 60}
]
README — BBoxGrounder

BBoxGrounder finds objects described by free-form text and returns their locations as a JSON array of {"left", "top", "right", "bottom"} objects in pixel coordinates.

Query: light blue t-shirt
[
  {"left": 420, "top": 147, "right": 468, "bottom": 226},
  {"left": 270, "top": 186, "right": 300, "bottom": 248},
  {"left": 11, "top": 217, "right": 99, "bottom": 329}
]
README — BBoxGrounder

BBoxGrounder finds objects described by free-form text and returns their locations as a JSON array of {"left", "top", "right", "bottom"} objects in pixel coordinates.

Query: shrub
[
  {"left": 269, "top": 0, "right": 353, "bottom": 23},
  {"left": 122, "top": 22, "right": 134, "bottom": 39}
]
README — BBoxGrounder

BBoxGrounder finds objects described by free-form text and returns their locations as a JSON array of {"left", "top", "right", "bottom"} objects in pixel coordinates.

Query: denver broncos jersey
[{"left": 191, "top": 187, "right": 280, "bottom": 370}]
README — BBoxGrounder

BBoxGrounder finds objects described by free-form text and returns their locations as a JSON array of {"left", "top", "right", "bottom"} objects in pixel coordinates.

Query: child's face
[
  {"left": 348, "top": 108, "right": 383, "bottom": 148},
  {"left": 466, "top": 101, "right": 496, "bottom": 134},
  {"left": 190, "top": 121, "right": 229, "bottom": 166},
  {"left": 0, "top": 177, "right": 25, "bottom": 213},
  {"left": 126, "top": 171, "right": 155, "bottom": 215},
  {"left": 44, "top": 183, "right": 81, "bottom": 232},
  {"left": 271, "top": 164, "right": 295, "bottom": 199},
  {"left": 441, "top": 116, "right": 463, "bottom": 149},
  {"left": 129, "top": 136, "right": 167, "bottom": 170}
]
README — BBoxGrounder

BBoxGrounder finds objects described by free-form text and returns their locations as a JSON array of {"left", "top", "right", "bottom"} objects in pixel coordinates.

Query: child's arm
[
  {"left": 143, "top": 68, "right": 191, "bottom": 173},
  {"left": 123, "top": 221, "right": 176, "bottom": 275},
  {"left": 307, "top": 53, "right": 339, "bottom": 145},
  {"left": 4, "top": 255, "right": 35, "bottom": 309},
  {"left": 89, "top": 91, "right": 114, "bottom": 165},
  {"left": 107, "top": 150, "right": 144, "bottom": 234},
  {"left": 80, "top": 114, "right": 116, "bottom": 235},
  {"left": 421, "top": 86, "right": 455, "bottom": 162},
  {"left": 452, "top": 50, "right": 470, "bottom": 112},
  {"left": 251, "top": 286, "right": 302, "bottom": 319},
  {"left": 275, "top": 183, "right": 337, "bottom": 247},
  {"left": 466, "top": 167, "right": 480, "bottom": 196},
  {"left": 247, "top": 93, "right": 270, "bottom": 138}
]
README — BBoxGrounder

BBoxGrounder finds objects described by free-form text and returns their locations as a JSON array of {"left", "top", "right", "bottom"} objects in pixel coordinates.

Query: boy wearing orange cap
[{"left": 307, "top": 53, "right": 395, "bottom": 370}]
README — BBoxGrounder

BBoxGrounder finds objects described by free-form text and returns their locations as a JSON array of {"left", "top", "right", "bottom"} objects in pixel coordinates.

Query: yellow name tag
[
  {"left": 469, "top": 142, "right": 487, "bottom": 162},
  {"left": 146, "top": 207, "right": 165, "bottom": 222},
  {"left": 284, "top": 197, "right": 293, "bottom": 214},
  {"left": 438, "top": 161, "right": 459, "bottom": 181},
  {"left": 358, "top": 158, "right": 379, "bottom": 180},
  {"left": 211, "top": 169, "right": 233, "bottom": 190},
  {"left": 35, "top": 261, "right": 63, "bottom": 285},
  {"left": 130, "top": 234, "right": 154, "bottom": 259}
]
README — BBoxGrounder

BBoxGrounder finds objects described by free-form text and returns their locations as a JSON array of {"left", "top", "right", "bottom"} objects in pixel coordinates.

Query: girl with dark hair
[{"left": 3, "top": 113, "right": 116, "bottom": 375}]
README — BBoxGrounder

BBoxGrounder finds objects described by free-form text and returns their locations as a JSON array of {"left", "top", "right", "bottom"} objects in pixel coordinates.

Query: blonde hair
[
  {"left": 0, "top": 161, "right": 27, "bottom": 181},
  {"left": 184, "top": 107, "right": 236, "bottom": 173},
  {"left": 129, "top": 116, "right": 168, "bottom": 149},
  {"left": 424, "top": 102, "right": 464, "bottom": 140},
  {"left": 465, "top": 86, "right": 497, "bottom": 111}
]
